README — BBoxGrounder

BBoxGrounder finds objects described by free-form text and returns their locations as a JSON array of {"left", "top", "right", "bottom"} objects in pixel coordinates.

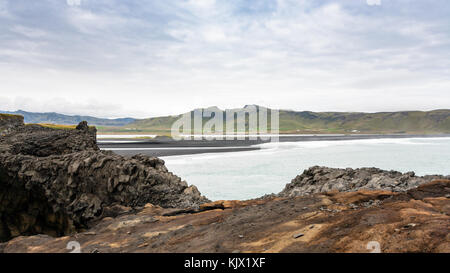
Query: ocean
[{"left": 162, "top": 137, "right": 450, "bottom": 201}]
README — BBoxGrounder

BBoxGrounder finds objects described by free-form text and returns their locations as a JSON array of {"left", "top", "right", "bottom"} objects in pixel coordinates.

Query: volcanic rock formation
[
  {"left": 280, "top": 166, "right": 449, "bottom": 197},
  {"left": 0, "top": 114, "right": 208, "bottom": 242}
]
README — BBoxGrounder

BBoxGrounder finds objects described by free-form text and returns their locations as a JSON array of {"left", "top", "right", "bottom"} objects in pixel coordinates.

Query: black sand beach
[{"left": 98, "top": 134, "right": 450, "bottom": 157}]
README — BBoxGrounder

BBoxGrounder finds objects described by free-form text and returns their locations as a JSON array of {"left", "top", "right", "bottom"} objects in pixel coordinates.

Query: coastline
[
  {"left": 1, "top": 117, "right": 449, "bottom": 253},
  {"left": 98, "top": 133, "right": 450, "bottom": 157}
]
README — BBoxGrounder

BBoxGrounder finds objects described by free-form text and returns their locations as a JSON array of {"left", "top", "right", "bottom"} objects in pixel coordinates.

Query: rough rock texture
[
  {"left": 280, "top": 166, "right": 449, "bottom": 197},
  {"left": 0, "top": 114, "right": 24, "bottom": 136},
  {"left": 2, "top": 180, "right": 448, "bottom": 253},
  {"left": 0, "top": 116, "right": 209, "bottom": 242},
  {"left": 1, "top": 123, "right": 98, "bottom": 157}
]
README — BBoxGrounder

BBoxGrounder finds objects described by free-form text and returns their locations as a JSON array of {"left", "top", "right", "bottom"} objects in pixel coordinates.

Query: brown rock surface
[{"left": 2, "top": 180, "right": 448, "bottom": 253}]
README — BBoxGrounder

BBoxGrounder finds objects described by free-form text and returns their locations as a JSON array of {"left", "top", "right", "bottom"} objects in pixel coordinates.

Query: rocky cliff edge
[{"left": 0, "top": 115, "right": 209, "bottom": 242}]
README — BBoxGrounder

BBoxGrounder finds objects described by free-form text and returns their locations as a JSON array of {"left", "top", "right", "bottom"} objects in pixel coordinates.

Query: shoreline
[
  {"left": 1, "top": 117, "right": 449, "bottom": 253},
  {"left": 98, "top": 133, "right": 450, "bottom": 157}
]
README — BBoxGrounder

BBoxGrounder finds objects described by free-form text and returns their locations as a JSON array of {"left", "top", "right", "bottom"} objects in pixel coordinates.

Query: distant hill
[
  {"left": 277, "top": 108, "right": 450, "bottom": 134},
  {"left": 3, "top": 107, "right": 450, "bottom": 134},
  {"left": 0, "top": 110, "right": 136, "bottom": 127},
  {"left": 120, "top": 106, "right": 450, "bottom": 134}
]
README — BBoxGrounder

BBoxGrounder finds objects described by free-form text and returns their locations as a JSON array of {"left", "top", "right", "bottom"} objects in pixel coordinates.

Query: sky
[{"left": 0, "top": 0, "right": 449, "bottom": 118}]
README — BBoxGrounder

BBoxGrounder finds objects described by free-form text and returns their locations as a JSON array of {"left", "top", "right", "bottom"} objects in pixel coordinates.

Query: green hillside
[
  {"left": 100, "top": 106, "right": 450, "bottom": 135},
  {"left": 278, "top": 109, "right": 450, "bottom": 134}
]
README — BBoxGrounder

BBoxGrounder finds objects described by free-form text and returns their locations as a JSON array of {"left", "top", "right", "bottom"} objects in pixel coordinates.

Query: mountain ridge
[
  {"left": 122, "top": 106, "right": 450, "bottom": 134},
  {"left": 2, "top": 107, "right": 450, "bottom": 134}
]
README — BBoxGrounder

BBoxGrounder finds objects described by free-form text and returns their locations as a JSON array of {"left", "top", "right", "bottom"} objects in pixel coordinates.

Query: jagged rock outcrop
[
  {"left": 280, "top": 166, "right": 449, "bottom": 197},
  {"left": 0, "top": 115, "right": 209, "bottom": 242},
  {"left": 1, "top": 119, "right": 98, "bottom": 157}
]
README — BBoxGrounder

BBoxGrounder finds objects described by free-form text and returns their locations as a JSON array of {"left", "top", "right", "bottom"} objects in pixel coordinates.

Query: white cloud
[
  {"left": 201, "top": 26, "right": 227, "bottom": 42},
  {"left": 0, "top": 0, "right": 11, "bottom": 18},
  {"left": 186, "top": 0, "right": 216, "bottom": 9},
  {"left": 366, "top": 0, "right": 381, "bottom": 6},
  {"left": 11, "top": 25, "right": 47, "bottom": 38},
  {"left": 66, "top": 8, "right": 128, "bottom": 34},
  {"left": 0, "top": 0, "right": 449, "bottom": 117},
  {"left": 67, "top": 0, "right": 81, "bottom": 7}
]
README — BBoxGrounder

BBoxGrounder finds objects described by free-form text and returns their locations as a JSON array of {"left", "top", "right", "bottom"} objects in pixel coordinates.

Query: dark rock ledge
[
  {"left": 280, "top": 166, "right": 449, "bottom": 197},
  {"left": 0, "top": 114, "right": 209, "bottom": 242}
]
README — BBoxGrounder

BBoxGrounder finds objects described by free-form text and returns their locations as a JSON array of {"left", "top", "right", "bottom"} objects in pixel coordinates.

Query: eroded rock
[
  {"left": 280, "top": 166, "right": 449, "bottom": 197},
  {"left": 0, "top": 114, "right": 24, "bottom": 136},
  {"left": 0, "top": 116, "right": 209, "bottom": 242}
]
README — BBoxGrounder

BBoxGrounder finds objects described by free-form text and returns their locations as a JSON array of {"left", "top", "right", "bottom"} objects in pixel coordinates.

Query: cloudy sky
[{"left": 0, "top": 0, "right": 449, "bottom": 118}]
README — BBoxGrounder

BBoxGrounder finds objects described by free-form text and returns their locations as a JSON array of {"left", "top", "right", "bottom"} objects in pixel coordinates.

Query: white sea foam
[
  {"left": 163, "top": 137, "right": 449, "bottom": 164},
  {"left": 256, "top": 137, "right": 450, "bottom": 150},
  {"left": 97, "top": 134, "right": 156, "bottom": 139},
  {"left": 97, "top": 140, "right": 143, "bottom": 143},
  {"left": 102, "top": 146, "right": 250, "bottom": 151}
]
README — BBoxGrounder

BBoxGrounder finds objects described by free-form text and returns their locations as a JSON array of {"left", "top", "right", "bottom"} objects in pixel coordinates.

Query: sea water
[{"left": 162, "top": 137, "right": 450, "bottom": 201}]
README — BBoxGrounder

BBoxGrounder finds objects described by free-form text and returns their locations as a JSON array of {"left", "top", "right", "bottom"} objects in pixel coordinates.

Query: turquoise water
[{"left": 162, "top": 137, "right": 450, "bottom": 201}]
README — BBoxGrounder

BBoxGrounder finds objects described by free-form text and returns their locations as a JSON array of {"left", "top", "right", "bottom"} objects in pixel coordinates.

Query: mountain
[
  {"left": 277, "top": 108, "right": 450, "bottom": 134},
  {"left": 120, "top": 106, "right": 450, "bottom": 134},
  {"left": 0, "top": 110, "right": 136, "bottom": 127},
  {"left": 3, "top": 107, "right": 450, "bottom": 134}
]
